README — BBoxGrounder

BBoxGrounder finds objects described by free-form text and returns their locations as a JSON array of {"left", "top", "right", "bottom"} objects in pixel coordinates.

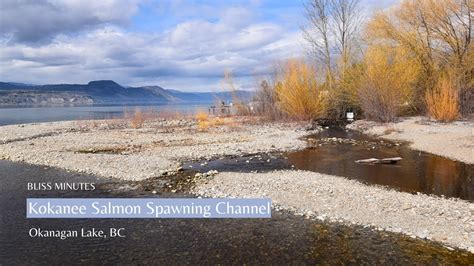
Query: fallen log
[{"left": 355, "top": 157, "right": 402, "bottom": 164}]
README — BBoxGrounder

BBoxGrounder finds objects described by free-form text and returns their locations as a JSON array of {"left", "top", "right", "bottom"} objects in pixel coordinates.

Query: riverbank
[
  {"left": 192, "top": 170, "right": 474, "bottom": 253},
  {"left": 0, "top": 118, "right": 316, "bottom": 180},
  {"left": 347, "top": 117, "right": 473, "bottom": 164}
]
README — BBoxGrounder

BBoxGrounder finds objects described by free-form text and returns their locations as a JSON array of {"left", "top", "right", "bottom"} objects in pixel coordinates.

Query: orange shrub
[
  {"left": 195, "top": 110, "right": 209, "bottom": 130},
  {"left": 425, "top": 75, "right": 459, "bottom": 122},
  {"left": 125, "top": 109, "right": 145, "bottom": 129},
  {"left": 358, "top": 45, "right": 420, "bottom": 122},
  {"left": 275, "top": 59, "right": 327, "bottom": 120}
]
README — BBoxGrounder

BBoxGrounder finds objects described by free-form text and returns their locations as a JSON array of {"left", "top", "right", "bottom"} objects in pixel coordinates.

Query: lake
[{"left": 0, "top": 104, "right": 210, "bottom": 126}]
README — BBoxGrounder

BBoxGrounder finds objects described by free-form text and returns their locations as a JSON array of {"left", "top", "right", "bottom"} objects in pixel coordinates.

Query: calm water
[
  {"left": 288, "top": 128, "right": 474, "bottom": 201},
  {"left": 0, "top": 104, "right": 209, "bottom": 126},
  {"left": 1, "top": 160, "right": 472, "bottom": 264},
  {"left": 187, "top": 128, "right": 473, "bottom": 201}
]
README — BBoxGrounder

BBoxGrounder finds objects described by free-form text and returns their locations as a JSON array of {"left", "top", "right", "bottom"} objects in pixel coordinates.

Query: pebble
[
  {"left": 0, "top": 119, "right": 316, "bottom": 181},
  {"left": 192, "top": 170, "right": 474, "bottom": 253}
]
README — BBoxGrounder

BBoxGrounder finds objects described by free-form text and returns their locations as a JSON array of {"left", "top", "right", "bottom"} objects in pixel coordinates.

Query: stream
[{"left": 187, "top": 127, "right": 474, "bottom": 202}]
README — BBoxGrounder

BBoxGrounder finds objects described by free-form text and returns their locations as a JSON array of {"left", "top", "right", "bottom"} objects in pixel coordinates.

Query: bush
[
  {"left": 328, "top": 63, "right": 364, "bottom": 118},
  {"left": 358, "top": 45, "right": 419, "bottom": 122},
  {"left": 253, "top": 79, "right": 285, "bottom": 120},
  {"left": 425, "top": 74, "right": 460, "bottom": 122},
  {"left": 125, "top": 109, "right": 145, "bottom": 129},
  {"left": 275, "top": 59, "right": 327, "bottom": 120},
  {"left": 195, "top": 110, "right": 209, "bottom": 130}
]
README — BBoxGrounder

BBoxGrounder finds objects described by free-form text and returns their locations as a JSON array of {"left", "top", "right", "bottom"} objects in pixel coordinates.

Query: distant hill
[{"left": 0, "top": 80, "right": 253, "bottom": 106}]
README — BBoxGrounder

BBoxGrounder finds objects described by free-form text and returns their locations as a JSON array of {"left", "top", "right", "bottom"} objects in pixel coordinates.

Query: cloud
[
  {"left": 0, "top": 0, "right": 141, "bottom": 44},
  {"left": 0, "top": 3, "right": 304, "bottom": 91},
  {"left": 0, "top": 0, "right": 400, "bottom": 91}
]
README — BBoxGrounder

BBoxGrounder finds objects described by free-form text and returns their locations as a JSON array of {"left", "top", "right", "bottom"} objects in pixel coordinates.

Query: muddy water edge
[{"left": 1, "top": 159, "right": 473, "bottom": 264}]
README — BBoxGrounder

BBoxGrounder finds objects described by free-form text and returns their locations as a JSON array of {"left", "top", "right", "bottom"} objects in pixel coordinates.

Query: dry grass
[
  {"left": 73, "top": 119, "right": 100, "bottom": 130},
  {"left": 275, "top": 59, "right": 327, "bottom": 121},
  {"left": 195, "top": 110, "right": 245, "bottom": 131},
  {"left": 74, "top": 108, "right": 185, "bottom": 131},
  {"left": 73, "top": 118, "right": 127, "bottom": 130},
  {"left": 123, "top": 108, "right": 188, "bottom": 129},
  {"left": 195, "top": 110, "right": 210, "bottom": 130},
  {"left": 195, "top": 110, "right": 208, "bottom": 121},
  {"left": 155, "top": 108, "right": 185, "bottom": 120},
  {"left": 222, "top": 70, "right": 252, "bottom": 116},
  {"left": 425, "top": 75, "right": 460, "bottom": 122},
  {"left": 125, "top": 109, "right": 146, "bottom": 129}
]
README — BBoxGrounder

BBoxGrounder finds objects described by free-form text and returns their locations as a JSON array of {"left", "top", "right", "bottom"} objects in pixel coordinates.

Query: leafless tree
[
  {"left": 302, "top": 0, "right": 362, "bottom": 85},
  {"left": 302, "top": 0, "right": 333, "bottom": 86},
  {"left": 331, "top": 0, "right": 362, "bottom": 72}
]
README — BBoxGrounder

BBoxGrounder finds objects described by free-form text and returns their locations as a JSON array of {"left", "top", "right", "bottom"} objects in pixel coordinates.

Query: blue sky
[{"left": 0, "top": 0, "right": 398, "bottom": 91}]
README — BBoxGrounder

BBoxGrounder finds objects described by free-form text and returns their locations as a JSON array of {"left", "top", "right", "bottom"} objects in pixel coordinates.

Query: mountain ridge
[{"left": 0, "top": 80, "right": 253, "bottom": 106}]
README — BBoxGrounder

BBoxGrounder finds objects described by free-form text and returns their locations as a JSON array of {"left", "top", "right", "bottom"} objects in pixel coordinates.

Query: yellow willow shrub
[
  {"left": 425, "top": 74, "right": 459, "bottom": 122},
  {"left": 365, "top": 0, "right": 472, "bottom": 115},
  {"left": 275, "top": 60, "right": 327, "bottom": 120},
  {"left": 195, "top": 110, "right": 209, "bottom": 130},
  {"left": 359, "top": 45, "right": 420, "bottom": 122},
  {"left": 329, "top": 62, "right": 365, "bottom": 117}
]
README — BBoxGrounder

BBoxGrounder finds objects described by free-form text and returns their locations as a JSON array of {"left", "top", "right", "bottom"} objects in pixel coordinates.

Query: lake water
[{"left": 0, "top": 104, "right": 209, "bottom": 126}]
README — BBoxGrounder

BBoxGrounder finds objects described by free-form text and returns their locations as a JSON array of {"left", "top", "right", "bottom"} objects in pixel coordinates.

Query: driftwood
[{"left": 355, "top": 157, "right": 402, "bottom": 164}]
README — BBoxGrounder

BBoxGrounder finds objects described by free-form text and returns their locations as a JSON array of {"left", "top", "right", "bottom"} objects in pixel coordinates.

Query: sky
[{"left": 0, "top": 0, "right": 398, "bottom": 92}]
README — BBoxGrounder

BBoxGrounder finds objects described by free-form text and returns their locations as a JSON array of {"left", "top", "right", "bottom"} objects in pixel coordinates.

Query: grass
[{"left": 194, "top": 110, "right": 246, "bottom": 131}]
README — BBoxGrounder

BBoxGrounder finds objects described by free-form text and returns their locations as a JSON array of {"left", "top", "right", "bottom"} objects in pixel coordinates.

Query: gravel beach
[
  {"left": 1, "top": 116, "right": 472, "bottom": 253},
  {"left": 192, "top": 170, "right": 474, "bottom": 253},
  {"left": 347, "top": 117, "right": 474, "bottom": 164},
  {"left": 0, "top": 118, "right": 314, "bottom": 180}
]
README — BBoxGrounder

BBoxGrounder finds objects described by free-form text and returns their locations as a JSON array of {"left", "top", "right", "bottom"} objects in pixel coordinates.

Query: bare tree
[
  {"left": 331, "top": 0, "right": 362, "bottom": 72},
  {"left": 302, "top": 0, "right": 333, "bottom": 87},
  {"left": 302, "top": 0, "right": 362, "bottom": 84}
]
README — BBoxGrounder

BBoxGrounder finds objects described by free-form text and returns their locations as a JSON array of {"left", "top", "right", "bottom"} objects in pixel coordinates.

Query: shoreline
[
  {"left": 346, "top": 117, "right": 474, "bottom": 164},
  {"left": 0, "top": 118, "right": 317, "bottom": 180}
]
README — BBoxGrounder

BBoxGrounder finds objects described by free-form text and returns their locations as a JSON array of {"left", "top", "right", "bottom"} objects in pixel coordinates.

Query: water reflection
[{"left": 287, "top": 128, "right": 473, "bottom": 201}]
